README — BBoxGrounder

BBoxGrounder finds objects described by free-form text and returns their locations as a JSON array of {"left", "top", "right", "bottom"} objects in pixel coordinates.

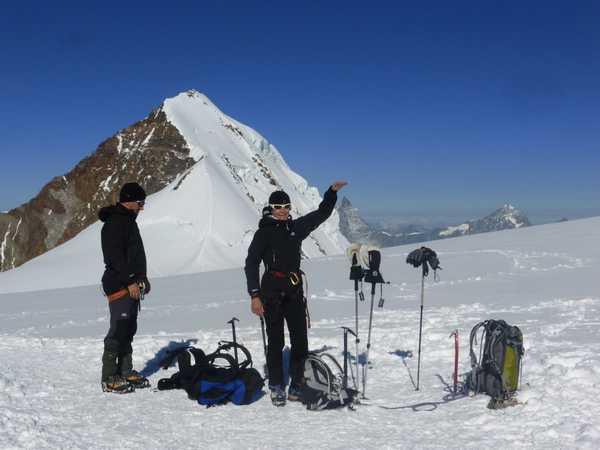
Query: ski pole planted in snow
[
  {"left": 361, "top": 246, "right": 386, "bottom": 398},
  {"left": 406, "top": 246, "right": 441, "bottom": 391},
  {"left": 347, "top": 244, "right": 364, "bottom": 392},
  {"left": 227, "top": 317, "right": 240, "bottom": 364}
]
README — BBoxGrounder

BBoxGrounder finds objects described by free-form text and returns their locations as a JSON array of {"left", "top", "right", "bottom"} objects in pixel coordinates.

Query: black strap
[{"left": 214, "top": 341, "right": 253, "bottom": 370}]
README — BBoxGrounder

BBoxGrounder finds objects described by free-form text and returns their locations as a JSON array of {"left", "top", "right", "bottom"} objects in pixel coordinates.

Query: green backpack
[{"left": 467, "top": 320, "right": 524, "bottom": 404}]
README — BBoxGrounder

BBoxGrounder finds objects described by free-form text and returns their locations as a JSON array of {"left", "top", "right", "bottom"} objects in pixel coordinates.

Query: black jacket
[
  {"left": 244, "top": 187, "right": 338, "bottom": 296},
  {"left": 99, "top": 204, "right": 147, "bottom": 295}
]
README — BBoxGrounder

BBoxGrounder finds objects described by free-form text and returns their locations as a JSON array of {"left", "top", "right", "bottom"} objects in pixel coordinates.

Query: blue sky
[{"left": 1, "top": 1, "right": 599, "bottom": 224}]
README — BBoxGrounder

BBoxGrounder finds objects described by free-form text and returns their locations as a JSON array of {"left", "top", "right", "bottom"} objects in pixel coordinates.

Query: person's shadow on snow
[{"left": 139, "top": 339, "right": 198, "bottom": 378}]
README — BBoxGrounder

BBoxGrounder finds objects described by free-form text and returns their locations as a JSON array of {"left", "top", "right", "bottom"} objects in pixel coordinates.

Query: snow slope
[
  {"left": 0, "top": 91, "right": 347, "bottom": 293},
  {"left": 1, "top": 217, "right": 599, "bottom": 449}
]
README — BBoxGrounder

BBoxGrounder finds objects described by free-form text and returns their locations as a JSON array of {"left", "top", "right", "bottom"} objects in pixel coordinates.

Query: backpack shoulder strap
[
  {"left": 206, "top": 351, "right": 240, "bottom": 383},
  {"left": 319, "top": 353, "right": 344, "bottom": 376},
  {"left": 469, "top": 320, "right": 487, "bottom": 368},
  {"left": 215, "top": 341, "right": 253, "bottom": 370}
]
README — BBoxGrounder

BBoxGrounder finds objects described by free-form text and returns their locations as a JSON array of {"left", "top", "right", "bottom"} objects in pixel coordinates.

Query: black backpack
[
  {"left": 466, "top": 320, "right": 524, "bottom": 401},
  {"left": 158, "top": 342, "right": 264, "bottom": 407},
  {"left": 301, "top": 352, "right": 357, "bottom": 410}
]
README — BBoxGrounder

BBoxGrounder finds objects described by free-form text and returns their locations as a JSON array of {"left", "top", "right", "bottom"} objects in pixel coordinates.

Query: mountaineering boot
[
  {"left": 270, "top": 386, "right": 287, "bottom": 407},
  {"left": 287, "top": 384, "right": 303, "bottom": 402},
  {"left": 102, "top": 375, "right": 135, "bottom": 394},
  {"left": 119, "top": 352, "right": 134, "bottom": 375},
  {"left": 101, "top": 349, "right": 119, "bottom": 382},
  {"left": 487, "top": 396, "right": 521, "bottom": 409},
  {"left": 123, "top": 370, "right": 150, "bottom": 388},
  {"left": 119, "top": 353, "right": 150, "bottom": 388}
]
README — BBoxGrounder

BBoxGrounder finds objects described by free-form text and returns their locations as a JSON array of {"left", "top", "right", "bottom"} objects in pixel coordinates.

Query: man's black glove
[
  {"left": 406, "top": 247, "right": 441, "bottom": 277},
  {"left": 142, "top": 276, "right": 151, "bottom": 295}
]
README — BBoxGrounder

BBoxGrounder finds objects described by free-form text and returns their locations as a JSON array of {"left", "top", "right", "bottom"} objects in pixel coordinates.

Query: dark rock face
[
  {"left": 0, "top": 108, "right": 195, "bottom": 272},
  {"left": 337, "top": 197, "right": 372, "bottom": 243}
]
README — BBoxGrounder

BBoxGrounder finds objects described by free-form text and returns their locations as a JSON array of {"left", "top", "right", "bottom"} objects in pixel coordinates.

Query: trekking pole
[
  {"left": 259, "top": 316, "right": 269, "bottom": 378},
  {"left": 349, "top": 250, "right": 364, "bottom": 393},
  {"left": 360, "top": 248, "right": 386, "bottom": 398},
  {"left": 416, "top": 264, "right": 425, "bottom": 391},
  {"left": 362, "top": 282, "right": 376, "bottom": 398},
  {"left": 406, "top": 247, "right": 441, "bottom": 392},
  {"left": 227, "top": 317, "right": 240, "bottom": 364},
  {"left": 354, "top": 286, "right": 360, "bottom": 391},
  {"left": 449, "top": 329, "right": 459, "bottom": 394}
]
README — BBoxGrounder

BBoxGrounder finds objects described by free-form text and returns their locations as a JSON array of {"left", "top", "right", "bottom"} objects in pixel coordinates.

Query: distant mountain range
[{"left": 337, "top": 197, "right": 531, "bottom": 247}]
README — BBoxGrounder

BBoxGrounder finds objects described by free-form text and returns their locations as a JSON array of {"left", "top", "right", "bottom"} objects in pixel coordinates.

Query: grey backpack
[{"left": 301, "top": 353, "right": 357, "bottom": 410}]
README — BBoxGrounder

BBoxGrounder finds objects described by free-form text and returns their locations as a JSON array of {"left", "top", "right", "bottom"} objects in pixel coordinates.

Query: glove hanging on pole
[
  {"left": 406, "top": 247, "right": 442, "bottom": 278},
  {"left": 346, "top": 243, "right": 364, "bottom": 395},
  {"left": 406, "top": 246, "right": 441, "bottom": 391},
  {"left": 360, "top": 246, "right": 387, "bottom": 398}
]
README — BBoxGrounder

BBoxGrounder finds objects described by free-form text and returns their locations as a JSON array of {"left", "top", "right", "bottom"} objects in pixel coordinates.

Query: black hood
[{"left": 98, "top": 204, "right": 137, "bottom": 222}]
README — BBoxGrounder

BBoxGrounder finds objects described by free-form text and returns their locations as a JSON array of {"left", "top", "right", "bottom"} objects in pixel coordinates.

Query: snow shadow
[
  {"left": 139, "top": 339, "right": 198, "bottom": 378},
  {"left": 378, "top": 377, "right": 467, "bottom": 412},
  {"left": 389, "top": 349, "right": 416, "bottom": 389}
]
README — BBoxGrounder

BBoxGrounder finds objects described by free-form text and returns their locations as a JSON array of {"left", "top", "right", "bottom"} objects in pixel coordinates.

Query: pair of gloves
[{"left": 406, "top": 247, "right": 441, "bottom": 277}]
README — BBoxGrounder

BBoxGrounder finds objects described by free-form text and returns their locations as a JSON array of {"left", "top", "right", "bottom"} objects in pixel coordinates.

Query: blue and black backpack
[{"left": 158, "top": 342, "right": 264, "bottom": 407}]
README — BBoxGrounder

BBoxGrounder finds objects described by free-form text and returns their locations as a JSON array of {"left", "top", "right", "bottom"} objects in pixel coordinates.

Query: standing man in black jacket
[
  {"left": 99, "top": 182, "right": 151, "bottom": 393},
  {"left": 245, "top": 181, "right": 347, "bottom": 406}
]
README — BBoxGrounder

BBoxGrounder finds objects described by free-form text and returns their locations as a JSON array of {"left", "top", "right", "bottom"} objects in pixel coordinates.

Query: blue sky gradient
[{"left": 1, "top": 1, "right": 599, "bottom": 224}]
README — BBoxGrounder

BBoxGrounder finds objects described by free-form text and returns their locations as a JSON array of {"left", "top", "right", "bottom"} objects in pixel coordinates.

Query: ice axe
[
  {"left": 259, "top": 316, "right": 269, "bottom": 379},
  {"left": 341, "top": 326, "right": 357, "bottom": 390},
  {"left": 227, "top": 317, "right": 240, "bottom": 364},
  {"left": 449, "top": 329, "right": 459, "bottom": 394}
]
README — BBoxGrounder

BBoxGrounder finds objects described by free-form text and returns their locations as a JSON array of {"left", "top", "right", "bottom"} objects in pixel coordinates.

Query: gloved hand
[{"left": 142, "top": 276, "right": 151, "bottom": 295}]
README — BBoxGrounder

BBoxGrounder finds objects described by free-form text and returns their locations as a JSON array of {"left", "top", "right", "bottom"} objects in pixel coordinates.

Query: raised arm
[{"left": 295, "top": 181, "right": 347, "bottom": 239}]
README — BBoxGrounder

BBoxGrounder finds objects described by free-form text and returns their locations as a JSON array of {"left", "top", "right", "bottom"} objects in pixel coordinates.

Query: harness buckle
[{"left": 289, "top": 272, "right": 300, "bottom": 286}]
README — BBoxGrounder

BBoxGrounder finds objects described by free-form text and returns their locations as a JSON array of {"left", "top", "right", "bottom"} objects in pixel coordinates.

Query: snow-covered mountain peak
[
  {"left": 0, "top": 90, "right": 348, "bottom": 291},
  {"left": 488, "top": 204, "right": 529, "bottom": 229}
]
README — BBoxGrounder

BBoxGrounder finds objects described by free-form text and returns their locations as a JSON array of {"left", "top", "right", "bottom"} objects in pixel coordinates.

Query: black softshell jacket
[
  {"left": 99, "top": 204, "right": 147, "bottom": 295},
  {"left": 244, "top": 187, "right": 337, "bottom": 296}
]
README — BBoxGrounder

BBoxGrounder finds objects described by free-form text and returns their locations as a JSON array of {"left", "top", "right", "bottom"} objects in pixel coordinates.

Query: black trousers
[
  {"left": 104, "top": 295, "right": 139, "bottom": 356},
  {"left": 263, "top": 287, "right": 308, "bottom": 388}
]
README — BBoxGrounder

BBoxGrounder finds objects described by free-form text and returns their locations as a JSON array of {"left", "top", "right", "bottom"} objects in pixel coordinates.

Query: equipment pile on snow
[{"left": 157, "top": 341, "right": 264, "bottom": 407}]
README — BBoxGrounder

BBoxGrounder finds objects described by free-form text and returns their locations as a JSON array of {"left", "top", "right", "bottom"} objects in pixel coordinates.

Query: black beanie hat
[
  {"left": 268, "top": 190, "right": 290, "bottom": 205},
  {"left": 119, "top": 182, "right": 147, "bottom": 203}
]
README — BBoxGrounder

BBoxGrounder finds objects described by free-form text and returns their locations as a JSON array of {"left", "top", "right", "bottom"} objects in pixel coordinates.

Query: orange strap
[{"left": 107, "top": 288, "right": 129, "bottom": 302}]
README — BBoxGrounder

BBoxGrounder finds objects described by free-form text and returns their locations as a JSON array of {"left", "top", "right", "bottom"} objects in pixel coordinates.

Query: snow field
[{"left": 1, "top": 217, "right": 600, "bottom": 449}]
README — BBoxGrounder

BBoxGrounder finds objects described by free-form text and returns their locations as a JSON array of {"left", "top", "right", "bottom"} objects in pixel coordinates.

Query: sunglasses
[
  {"left": 271, "top": 203, "right": 291, "bottom": 210},
  {"left": 136, "top": 201, "right": 145, "bottom": 207}
]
